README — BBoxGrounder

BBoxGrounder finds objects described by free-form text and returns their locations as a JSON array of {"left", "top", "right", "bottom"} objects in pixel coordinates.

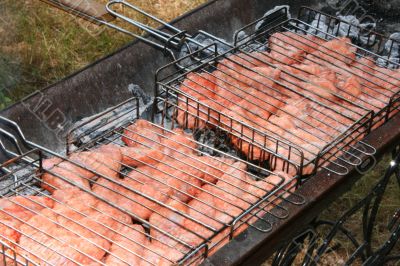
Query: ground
[
  {"left": 0, "top": 0, "right": 206, "bottom": 107},
  {"left": 0, "top": 1, "right": 398, "bottom": 264}
]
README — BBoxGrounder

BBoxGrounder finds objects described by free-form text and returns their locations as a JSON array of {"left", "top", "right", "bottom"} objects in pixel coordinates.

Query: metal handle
[
  {"left": 105, "top": 0, "right": 211, "bottom": 52},
  {"left": 0, "top": 116, "right": 58, "bottom": 157},
  {"left": 40, "top": 0, "right": 115, "bottom": 23},
  {"left": 106, "top": 0, "right": 186, "bottom": 49},
  {"left": 40, "top": 0, "right": 223, "bottom": 63},
  {"left": 40, "top": 0, "right": 177, "bottom": 58}
]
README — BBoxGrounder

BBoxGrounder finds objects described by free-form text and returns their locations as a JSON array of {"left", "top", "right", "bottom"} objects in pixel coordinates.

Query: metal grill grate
[
  {"left": 0, "top": 98, "right": 302, "bottom": 265},
  {"left": 153, "top": 8, "right": 400, "bottom": 176}
]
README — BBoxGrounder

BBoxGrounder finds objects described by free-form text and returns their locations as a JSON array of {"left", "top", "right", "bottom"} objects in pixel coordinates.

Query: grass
[
  {"left": 1, "top": 1, "right": 399, "bottom": 265},
  {"left": 317, "top": 154, "right": 400, "bottom": 265},
  {"left": 0, "top": 0, "right": 206, "bottom": 107},
  {"left": 263, "top": 154, "right": 400, "bottom": 265}
]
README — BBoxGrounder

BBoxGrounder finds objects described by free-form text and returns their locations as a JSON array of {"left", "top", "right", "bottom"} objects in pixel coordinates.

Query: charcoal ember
[
  {"left": 178, "top": 33, "right": 231, "bottom": 69},
  {"left": 0, "top": 176, "right": 15, "bottom": 194},
  {"left": 234, "top": 31, "right": 250, "bottom": 46},
  {"left": 376, "top": 56, "right": 399, "bottom": 69},
  {"left": 371, "top": 0, "right": 400, "bottom": 18},
  {"left": 69, "top": 84, "right": 153, "bottom": 149},
  {"left": 194, "top": 129, "right": 238, "bottom": 157},
  {"left": 149, "top": 99, "right": 175, "bottom": 128},
  {"left": 128, "top": 84, "right": 152, "bottom": 105},
  {"left": 384, "top": 32, "right": 400, "bottom": 56},
  {"left": 307, "top": 14, "right": 331, "bottom": 38},
  {"left": 255, "top": 5, "right": 291, "bottom": 31},
  {"left": 375, "top": 33, "right": 400, "bottom": 68},
  {"left": 334, "top": 15, "right": 376, "bottom": 45},
  {"left": 0, "top": 166, "right": 43, "bottom": 196},
  {"left": 235, "top": 31, "right": 268, "bottom": 52}
]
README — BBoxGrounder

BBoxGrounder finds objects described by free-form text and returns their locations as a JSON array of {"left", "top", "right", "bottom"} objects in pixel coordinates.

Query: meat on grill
[
  {"left": 140, "top": 242, "right": 184, "bottom": 266},
  {"left": 104, "top": 224, "right": 149, "bottom": 265},
  {"left": 121, "top": 127, "right": 197, "bottom": 167},
  {"left": 1, "top": 119, "right": 298, "bottom": 265},
  {"left": 41, "top": 144, "right": 122, "bottom": 192},
  {"left": 174, "top": 33, "right": 399, "bottom": 172},
  {"left": 149, "top": 198, "right": 204, "bottom": 252},
  {"left": 0, "top": 196, "right": 54, "bottom": 245},
  {"left": 122, "top": 119, "right": 166, "bottom": 148},
  {"left": 16, "top": 207, "right": 110, "bottom": 265}
]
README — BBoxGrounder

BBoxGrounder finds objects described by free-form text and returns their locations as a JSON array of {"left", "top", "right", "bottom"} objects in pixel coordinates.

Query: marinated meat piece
[
  {"left": 121, "top": 128, "right": 197, "bottom": 168},
  {"left": 41, "top": 159, "right": 93, "bottom": 193},
  {"left": 246, "top": 51, "right": 273, "bottom": 66},
  {"left": 0, "top": 217, "right": 22, "bottom": 245},
  {"left": 180, "top": 72, "right": 216, "bottom": 101},
  {"left": 211, "top": 187, "right": 243, "bottom": 221},
  {"left": 219, "top": 106, "right": 274, "bottom": 161},
  {"left": 68, "top": 147, "right": 122, "bottom": 181},
  {"left": 224, "top": 52, "right": 272, "bottom": 68},
  {"left": 250, "top": 66, "right": 283, "bottom": 93},
  {"left": 176, "top": 94, "right": 227, "bottom": 129},
  {"left": 149, "top": 198, "right": 204, "bottom": 252},
  {"left": 246, "top": 173, "right": 284, "bottom": 200},
  {"left": 18, "top": 228, "right": 109, "bottom": 265},
  {"left": 269, "top": 32, "right": 306, "bottom": 65},
  {"left": 122, "top": 119, "right": 165, "bottom": 148},
  {"left": 0, "top": 196, "right": 54, "bottom": 246},
  {"left": 15, "top": 204, "right": 111, "bottom": 265},
  {"left": 116, "top": 178, "right": 169, "bottom": 221},
  {"left": 337, "top": 75, "right": 362, "bottom": 102},
  {"left": 140, "top": 243, "right": 183, "bottom": 266},
  {"left": 95, "top": 200, "right": 132, "bottom": 225},
  {"left": 52, "top": 188, "right": 98, "bottom": 212},
  {"left": 156, "top": 161, "right": 202, "bottom": 202},
  {"left": 209, "top": 171, "right": 295, "bottom": 256},
  {"left": 42, "top": 157, "right": 62, "bottom": 171},
  {"left": 120, "top": 146, "right": 165, "bottom": 167},
  {"left": 214, "top": 63, "right": 279, "bottom": 103},
  {"left": 58, "top": 209, "right": 126, "bottom": 241},
  {"left": 160, "top": 128, "right": 198, "bottom": 158},
  {"left": 53, "top": 188, "right": 129, "bottom": 241},
  {"left": 42, "top": 145, "right": 121, "bottom": 192},
  {"left": 215, "top": 162, "right": 253, "bottom": 209},
  {"left": 186, "top": 188, "right": 222, "bottom": 232},
  {"left": 268, "top": 115, "right": 296, "bottom": 132},
  {"left": 269, "top": 32, "right": 324, "bottom": 65},
  {"left": 53, "top": 190, "right": 115, "bottom": 239},
  {"left": 307, "top": 76, "right": 339, "bottom": 100},
  {"left": 372, "top": 65, "right": 400, "bottom": 92},
  {"left": 0, "top": 196, "right": 54, "bottom": 214},
  {"left": 105, "top": 224, "right": 148, "bottom": 265},
  {"left": 229, "top": 93, "right": 274, "bottom": 123},
  {"left": 306, "top": 37, "right": 356, "bottom": 66},
  {"left": 92, "top": 178, "right": 133, "bottom": 222},
  {"left": 127, "top": 160, "right": 201, "bottom": 203},
  {"left": 351, "top": 56, "right": 381, "bottom": 89},
  {"left": 185, "top": 156, "right": 236, "bottom": 184}
]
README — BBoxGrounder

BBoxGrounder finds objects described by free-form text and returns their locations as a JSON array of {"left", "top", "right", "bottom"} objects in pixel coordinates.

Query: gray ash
[
  {"left": 69, "top": 84, "right": 153, "bottom": 151},
  {"left": 0, "top": 165, "right": 44, "bottom": 197},
  {"left": 177, "top": 32, "right": 231, "bottom": 70}
]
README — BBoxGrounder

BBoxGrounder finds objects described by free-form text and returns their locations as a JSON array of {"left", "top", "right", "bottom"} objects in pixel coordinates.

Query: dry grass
[
  {"left": 263, "top": 154, "right": 400, "bottom": 265},
  {"left": 0, "top": 0, "right": 206, "bottom": 106}
]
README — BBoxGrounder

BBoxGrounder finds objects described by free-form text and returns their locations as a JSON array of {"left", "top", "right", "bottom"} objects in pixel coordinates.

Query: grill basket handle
[
  {"left": 0, "top": 116, "right": 57, "bottom": 156},
  {"left": 106, "top": 0, "right": 188, "bottom": 51},
  {"left": 38, "top": 0, "right": 177, "bottom": 58}
]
